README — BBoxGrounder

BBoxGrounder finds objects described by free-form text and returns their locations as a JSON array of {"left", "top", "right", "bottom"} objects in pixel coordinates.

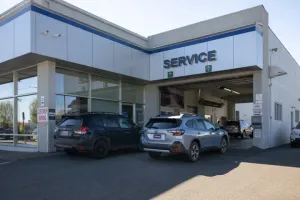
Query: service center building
[{"left": 0, "top": 0, "right": 298, "bottom": 152}]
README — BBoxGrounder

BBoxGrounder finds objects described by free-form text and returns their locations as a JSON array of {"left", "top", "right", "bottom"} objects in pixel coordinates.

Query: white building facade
[{"left": 0, "top": 0, "right": 298, "bottom": 152}]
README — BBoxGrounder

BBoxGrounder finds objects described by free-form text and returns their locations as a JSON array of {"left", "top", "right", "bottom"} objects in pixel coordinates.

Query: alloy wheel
[
  {"left": 220, "top": 138, "right": 228, "bottom": 154},
  {"left": 190, "top": 143, "right": 200, "bottom": 161}
]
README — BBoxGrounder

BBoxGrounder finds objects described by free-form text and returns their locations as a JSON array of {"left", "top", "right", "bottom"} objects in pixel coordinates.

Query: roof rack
[
  {"left": 62, "top": 112, "right": 121, "bottom": 116},
  {"left": 155, "top": 113, "right": 204, "bottom": 118}
]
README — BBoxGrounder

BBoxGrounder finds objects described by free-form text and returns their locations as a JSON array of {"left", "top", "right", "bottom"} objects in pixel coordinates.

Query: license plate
[
  {"left": 60, "top": 131, "right": 70, "bottom": 136},
  {"left": 153, "top": 134, "right": 161, "bottom": 139}
]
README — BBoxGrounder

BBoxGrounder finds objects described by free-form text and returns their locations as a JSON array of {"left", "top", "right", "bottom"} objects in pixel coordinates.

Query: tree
[
  {"left": 0, "top": 101, "right": 13, "bottom": 128},
  {"left": 29, "top": 98, "right": 37, "bottom": 124}
]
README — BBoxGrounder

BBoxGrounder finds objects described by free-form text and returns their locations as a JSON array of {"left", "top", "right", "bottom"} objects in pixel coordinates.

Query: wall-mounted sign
[
  {"left": 167, "top": 71, "right": 173, "bottom": 78},
  {"left": 163, "top": 50, "right": 217, "bottom": 69},
  {"left": 38, "top": 107, "right": 48, "bottom": 123},
  {"left": 205, "top": 65, "right": 212, "bottom": 73},
  {"left": 253, "top": 103, "right": 262, "bottom": 116},
  {"left": 40, "top": 96, "right": 45, "bottom": 106}
]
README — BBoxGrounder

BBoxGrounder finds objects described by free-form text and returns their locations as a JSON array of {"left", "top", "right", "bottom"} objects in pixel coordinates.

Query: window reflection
[
  {"left": 91, "top": 99, "right": 119, "bottom": 113},
  {"left": 56, "top": 95, "right": 65, "bottom": 123},
  {"left": 18, "top": 67, "right": 37, "bottom": 95},
  {"left": 56, "top": 68, "right": 89, "bottom": 96},
  {"left": 0, "top": 99, "right": 14, "bottom": 144},
  {"left": 0, "top": 73, "right": 13, "bottom": 98},
  {"left": 122, "top": 82, "right": 144, "bottom": 103},
  {"left": 65, "top": 96, "right": 88, "bottom": 114},
  {"left": 91, "top": 75, "right": 119, "bottom": 100},
  {"left": 17, "top": 95, "right": 37, "bottom": 146}
]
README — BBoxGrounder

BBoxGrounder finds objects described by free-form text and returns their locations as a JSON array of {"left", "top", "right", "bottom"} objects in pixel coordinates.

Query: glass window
[
  {"left": 204, "top": 120, "right": 215, "bottom": 131},
  {"left": 296, "top": 110, "right": 300, "bottom": 123},
  {"left": 65, "top": 96, "right": 88, "bottom": 114},
  {"left": 195, "top": 119, "right": 206, "bottom": 130},
  {"left": 56, "top": 95, "right": 65, "bottom": 123},
  {"left": 275, "top": 103, "right": 282, "bottom": 121},
  {"left": 91, "top": 75, "right": 119, "bottom": 100},
  {"left": 56, "top": 68, "right": 89, "bottom": 97},
  {"left": 145, "top": 118, "right": 181, "bottom": 129},
  {"left": 103, "top": 116, "right": 119, "bottom": 128},
  {"left": 59, "top": 118, "right": 82, "bottom": 127},
  {"left": 122, "top": 82, "right": 144, "bottom": 103},
  {"left": 18, "top": 67, "right": 37, "bottom": 95},
  {"left": 118, "top": 117, "right": 134, "bottom": 129},
  {"left": 17, "top": 95, "right": 37, "bottom": 146},
  {"left": 186, "top": 120, "right": 197, "bottom": 129},
  {"left": 0, "top": 73, "right": 13, "bottom": 98},
  {"left": 91, "top": 99, "right": 119, "bottom": 113},
  {"left": 0, "top": 98, "right": 14, "bottom": 144}
]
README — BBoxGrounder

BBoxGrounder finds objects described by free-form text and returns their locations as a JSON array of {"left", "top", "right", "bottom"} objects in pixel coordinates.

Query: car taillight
[
  {"left": 74, "top": 126, "right": 89, "bottom": 134},
  {"left": 168, "top": 129, "right": 185, "bottom": 136}
]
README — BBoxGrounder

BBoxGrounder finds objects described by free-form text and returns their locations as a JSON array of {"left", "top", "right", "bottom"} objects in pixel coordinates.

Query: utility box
[{"left": 251, "top": 116, "right": 262, "bottom": 138}]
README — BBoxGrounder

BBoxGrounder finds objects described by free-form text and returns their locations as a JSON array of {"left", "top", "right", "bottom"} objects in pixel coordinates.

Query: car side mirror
[{"left": 208, "top": 127, "right": 215, "bottom": 132}]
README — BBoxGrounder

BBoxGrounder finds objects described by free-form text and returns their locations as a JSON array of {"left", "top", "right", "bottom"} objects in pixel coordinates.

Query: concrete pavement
[{"left": 0, "top": 145, "right": 299, "bottom": 200}]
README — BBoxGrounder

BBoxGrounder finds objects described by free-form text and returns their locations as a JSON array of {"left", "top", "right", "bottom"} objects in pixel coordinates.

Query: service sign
[
  {"left": 163, "top": 50, "right": 217, "bottom": 69},
  {"left": 38, "top": 107, "right": 48, "bottom": 123}
]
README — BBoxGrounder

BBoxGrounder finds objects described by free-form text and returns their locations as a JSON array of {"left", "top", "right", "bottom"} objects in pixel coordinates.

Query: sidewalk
[{"left": 0, "top": 150, "right": 61, "bottom": 163}]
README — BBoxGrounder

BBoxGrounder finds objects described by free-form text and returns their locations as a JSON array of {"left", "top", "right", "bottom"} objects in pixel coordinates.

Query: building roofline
[
  {"left": 268, "top": 26, "right": 300, "bottom": 68},
  {"left": 44, "top": 0, "right": 147, "bottom": 41}
]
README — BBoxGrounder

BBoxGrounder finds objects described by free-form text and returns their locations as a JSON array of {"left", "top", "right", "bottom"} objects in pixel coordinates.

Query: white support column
[
  {"left": 37, "top": 61, "right": 56, "bottom": 152},
  {"left": 13, "top": 71, "right": 18, "bottom": 145},
  {"left": 119, "top": 80, "right": 122, "bottom": 114}
]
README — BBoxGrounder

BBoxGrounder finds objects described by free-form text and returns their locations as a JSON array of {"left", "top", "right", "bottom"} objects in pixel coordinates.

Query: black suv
[{"left": 54, "top": 112, "right": 142, "bottom": 159}]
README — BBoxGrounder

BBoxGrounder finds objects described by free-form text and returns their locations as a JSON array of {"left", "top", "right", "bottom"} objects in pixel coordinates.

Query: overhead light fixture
[{"left": 217, "top": 86, "right": 240, "bottom": 95}]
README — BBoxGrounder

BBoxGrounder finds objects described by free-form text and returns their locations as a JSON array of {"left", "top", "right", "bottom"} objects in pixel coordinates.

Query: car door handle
[{"left": 124, "top": 131, "right": 130, "bottom": 134}]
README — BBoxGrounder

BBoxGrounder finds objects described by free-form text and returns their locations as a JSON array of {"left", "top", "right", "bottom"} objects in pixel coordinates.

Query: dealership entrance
[{"left": 147, "top": 68, "right": 259, "bottom": 149}]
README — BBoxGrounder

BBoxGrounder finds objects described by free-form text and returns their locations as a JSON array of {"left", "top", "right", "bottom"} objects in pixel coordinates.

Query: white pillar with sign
[{"left": 37, "top": 61, "right": 56, "bottom": 152}]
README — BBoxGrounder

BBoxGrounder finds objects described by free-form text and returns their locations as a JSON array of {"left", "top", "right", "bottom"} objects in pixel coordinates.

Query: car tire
[
  {"left": 136, "top": 142, "right": 143, "bottom": 152},
  {"left": 250, "top": 131, "right": 254, "bottom": 138},
  {"left": 187, "top": 141, "right": 200, "bottom": 162},
  {"left": 241, "top": 131, "right": 246, "bottom": 139},
  {"left": 219, "top": 137, "right": 228, "bottom": 154},
  {"left": 92, "top": 140, "right": 109, "bottom": 159},
  {"left": 148, "top": 152, "right": 161, "bottom": 159}
]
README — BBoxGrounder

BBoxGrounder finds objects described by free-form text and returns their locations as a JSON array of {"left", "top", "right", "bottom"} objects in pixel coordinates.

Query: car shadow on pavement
[{"left": 1, "top": 144, "right": 300, "bottom": 200}]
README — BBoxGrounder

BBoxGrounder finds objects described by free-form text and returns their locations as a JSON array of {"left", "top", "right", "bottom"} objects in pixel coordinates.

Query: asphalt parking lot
[{"left": 0, "top": 142, "right": 300, "bottom": 200}]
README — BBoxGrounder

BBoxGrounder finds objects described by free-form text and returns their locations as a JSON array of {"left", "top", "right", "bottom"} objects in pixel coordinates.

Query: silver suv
[{"left": 140, "top": 114, "right": 229, "bottom": 162}]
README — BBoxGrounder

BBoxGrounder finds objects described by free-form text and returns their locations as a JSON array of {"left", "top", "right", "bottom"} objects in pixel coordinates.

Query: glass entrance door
[{"left": 122, "top": 104, "right": 133, "bottom": 121}]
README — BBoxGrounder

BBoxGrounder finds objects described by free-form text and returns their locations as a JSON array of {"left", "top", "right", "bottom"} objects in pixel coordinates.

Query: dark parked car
[
  {"left": 54, "top": 112, "right": 142, "bottom": 159},
  {"left": 223, "top": 120, "right": 253, "bottom": 139}
]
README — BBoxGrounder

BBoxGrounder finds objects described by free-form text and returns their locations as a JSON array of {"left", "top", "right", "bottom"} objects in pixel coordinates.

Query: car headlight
[{"left": 291, "top": 132, "right": 296, "bottom": 136}]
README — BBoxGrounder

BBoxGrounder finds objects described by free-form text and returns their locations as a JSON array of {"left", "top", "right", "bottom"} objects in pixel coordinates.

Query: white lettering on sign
[{"left": 38, "top": 107, "right": 48, "bottom": 123}]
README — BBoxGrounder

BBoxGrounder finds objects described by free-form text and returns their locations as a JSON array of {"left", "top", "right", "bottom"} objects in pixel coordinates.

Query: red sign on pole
[{"left": 38, "top": 107, "right": 48, "bottom": 123}]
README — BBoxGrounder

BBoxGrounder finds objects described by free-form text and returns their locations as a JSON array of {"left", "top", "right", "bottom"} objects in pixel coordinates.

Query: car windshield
[
  {"left": 145, "top": 118, "right": 182, "bottom": 129},
  {"left": 224, "top": 121, "right": 239, "bottom": 126}
]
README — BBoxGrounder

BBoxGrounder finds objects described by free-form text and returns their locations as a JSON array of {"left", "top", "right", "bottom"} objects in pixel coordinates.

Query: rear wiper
[{"left": 148, "top": 126, "right": 159, "bottom": 129}]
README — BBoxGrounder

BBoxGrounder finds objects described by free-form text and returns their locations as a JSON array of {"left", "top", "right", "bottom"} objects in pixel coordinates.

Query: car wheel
[
  {"left": 187, "top": 141, "right": 200, "bottom": 162},
  {"left": 241, "top": 131, "right": 246, "bottom": 139},
  {"left": 250, "top": 131, "right": 254, "bottom": 138},
  {"left": 219, "top": 137, "right": 228, "bottom": 154},
  {"left": 92, "top": 140, "right": 109, "bottom": 159},
  {"left": 148, "top": 152, "right": 161, "bottom": 159},
  {"left": 136, "top": 142, "right": 143, "bottom": 152}
]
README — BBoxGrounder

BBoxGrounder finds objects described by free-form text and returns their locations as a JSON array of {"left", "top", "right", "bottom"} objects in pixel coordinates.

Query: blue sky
[{"left": 1, "top": 0, "right": 300, "bottom": 63}]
